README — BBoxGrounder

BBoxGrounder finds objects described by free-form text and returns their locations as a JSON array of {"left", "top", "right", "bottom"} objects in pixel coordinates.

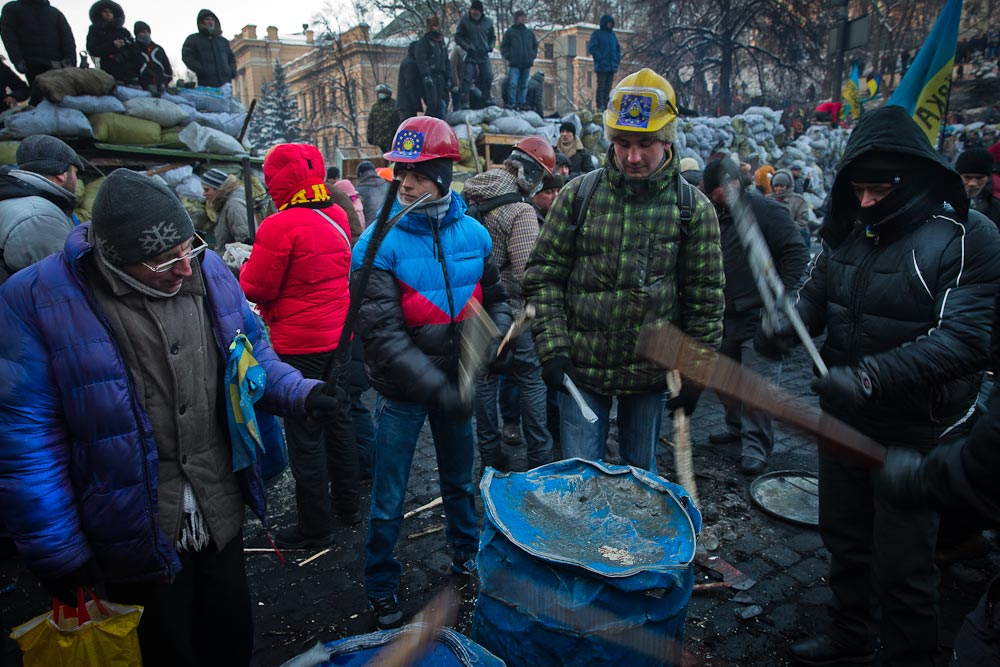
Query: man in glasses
[
  {"left": 0, "top": 134, "right": 83, "bottom": 285},
  {"left": 0, "top": 169, "right": 342, "bottom": 666},
  {"left": 524, "top": 68, "right": 724, "bottom": 472}
]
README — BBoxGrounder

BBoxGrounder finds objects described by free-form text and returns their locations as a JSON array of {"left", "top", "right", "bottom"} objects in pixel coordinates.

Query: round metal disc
[{"left": 749, "top": 470, "right": 820, "bottom": 528}]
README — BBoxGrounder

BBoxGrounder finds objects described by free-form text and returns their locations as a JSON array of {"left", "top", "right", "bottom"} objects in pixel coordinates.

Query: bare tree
[{"left": 631, "top": 0, "right": 825, "bottom": 115}]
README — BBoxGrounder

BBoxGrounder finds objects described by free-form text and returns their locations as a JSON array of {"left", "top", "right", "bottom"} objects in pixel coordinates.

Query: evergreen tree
[{"left": 248, "top": 61, "right": 303, "bottom": 150}]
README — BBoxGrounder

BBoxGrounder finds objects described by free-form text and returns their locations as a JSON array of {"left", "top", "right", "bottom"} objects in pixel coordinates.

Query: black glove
[
  {"left": 876, "top": 447, "right": 927, "bottom": 508},
  {"left": 541, "top": 356, "right": 576, "bottom": 393},
  {"left": 305, "top": 384, "right": 346, "bottom": 421},
  {"left": 753, "top": 311, "right": 798, "bottom": 360},
  {"left": 666, "top": 382, "right": 702, "bottom": 417},
  {"left": 438, "top": 385, "right": 473, "bottom": 418},
  {"left": 487, "top": 341, "right": 514, "bottom": 377},
  {"left": 40, "top": 559, "right": 101, "bottom": 606},
  {"left": 810, "top": 365, "right": 876, "bottom": 414}
]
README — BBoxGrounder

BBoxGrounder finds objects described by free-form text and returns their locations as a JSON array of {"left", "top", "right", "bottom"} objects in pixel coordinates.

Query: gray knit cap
[
  {"left": 91, "top": 169, "right": 194, "bottom": 265},
  {"left": 200, "top": 168, "right": 228, "bottom": 189},
  {"left": 16, "top": 135, "right": 84, "bottom": 175}
]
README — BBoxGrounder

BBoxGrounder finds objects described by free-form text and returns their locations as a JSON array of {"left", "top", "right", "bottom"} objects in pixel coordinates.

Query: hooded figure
[
  {"left": 86, "top": 0, "right": 139, "bottom": 85},
  {"left": 133, "top": 20, "right": 172, "bottom": 94},
  {"left": 587, "top": 15, "right": 621, "bottom": 110},
  {"left": 181, "top": 8, "right": 235, "bottom": 87},
  {"left": 760, "top": 104, "right": 1000, "bottom": 667}
]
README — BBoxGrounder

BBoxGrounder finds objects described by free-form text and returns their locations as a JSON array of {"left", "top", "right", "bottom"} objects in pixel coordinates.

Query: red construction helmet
[
  {"left": 384, "top": 116, "right": 460, "bottom": 163},
  {"left": 512, "top": 135, "right": 556, "bottom": 175}
]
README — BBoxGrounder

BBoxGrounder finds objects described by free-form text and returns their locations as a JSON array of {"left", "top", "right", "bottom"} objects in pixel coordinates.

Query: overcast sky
[{"left": 19, "top": 0, "right": 375, "bottom": 81}]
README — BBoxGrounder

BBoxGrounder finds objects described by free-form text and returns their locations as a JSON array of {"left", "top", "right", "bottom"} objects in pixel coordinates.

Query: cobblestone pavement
[{"left": 0, "top": 345, "right": 995, "bottom": 666}]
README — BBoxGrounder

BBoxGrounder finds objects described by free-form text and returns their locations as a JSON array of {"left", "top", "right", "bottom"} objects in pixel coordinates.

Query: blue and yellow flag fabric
[
  {"left": 887, "top": 0, "right": 962, "bottom": 146},
  {"left": 225, "top": 333, "right": 267, "bottom": 472},
  {"left": 842, "top": 64, "right": 861, "bottom": 119}
]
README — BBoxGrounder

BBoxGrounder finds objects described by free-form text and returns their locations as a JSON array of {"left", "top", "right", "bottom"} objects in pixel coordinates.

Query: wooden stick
[
  {"left": 407, "top": 525, "right": 445, "bottom": 539},
  {"left": 666, "top": 370, "right": 699, "bottom": 506},
  {"left": 403, "top": 496, "right": 443, "bottom": 519},
  {"left": 297, "top": 548, "right": 331, "bottom": 567},
  {"left": 372, "top": 589, "right": 459, "bottom": 667},
  {"left": 637, "top": 321, "right": 886, "bottom": 467},
  {"left": 466, "top": 119, "right": 483, "bottom": 174}
]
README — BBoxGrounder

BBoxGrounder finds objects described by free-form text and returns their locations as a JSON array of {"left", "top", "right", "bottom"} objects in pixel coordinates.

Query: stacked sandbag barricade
[{"left": 0, "top": 69, "right": 249, "bottom": 157}]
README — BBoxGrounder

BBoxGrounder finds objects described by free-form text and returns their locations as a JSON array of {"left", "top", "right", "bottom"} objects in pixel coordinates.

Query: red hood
[
  {"left": 264, "top": 143, "right": 328, "bottom": 210},
  {"left": 989, "top": 141, "right": 1000, "bottom": 166}
]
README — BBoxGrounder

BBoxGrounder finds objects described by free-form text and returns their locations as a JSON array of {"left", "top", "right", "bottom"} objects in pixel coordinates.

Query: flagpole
[{"left": 936, "top": 72, "right": 954, "bottom": 152}]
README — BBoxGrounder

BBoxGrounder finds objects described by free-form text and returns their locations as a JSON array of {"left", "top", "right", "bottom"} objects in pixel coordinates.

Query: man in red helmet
[
  {"left": 463, "top": 136, "right": 557, "bottom": 472},
  {"left": 351, "top": 116, "right": 511, "bottom": 630}
]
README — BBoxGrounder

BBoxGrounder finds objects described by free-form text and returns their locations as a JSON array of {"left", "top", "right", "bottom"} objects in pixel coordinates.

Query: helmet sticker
[
  {"left": 617, "top": 93, "right": 652, "bottom": 129},
  {"left": 392, "top": 130, "right": 425, "bottom": 158}
]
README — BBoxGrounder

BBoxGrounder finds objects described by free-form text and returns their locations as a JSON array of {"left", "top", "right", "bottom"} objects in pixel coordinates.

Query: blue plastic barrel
[
  {"left": 471, "top": 458, "right": 701, "bottom": 667},
  {"left": 319, "top": 625, "right": 505, "bottom": 666}
]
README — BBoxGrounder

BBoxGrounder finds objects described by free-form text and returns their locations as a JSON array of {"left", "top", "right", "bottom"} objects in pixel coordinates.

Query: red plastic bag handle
[{"left": 52, "top": 586, "right": 108, "bottom": 626}]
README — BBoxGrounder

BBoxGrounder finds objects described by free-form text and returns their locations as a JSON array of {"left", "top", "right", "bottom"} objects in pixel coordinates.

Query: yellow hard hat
[{"left": 604, "top": 68, "right": 677, "bottom": 133}]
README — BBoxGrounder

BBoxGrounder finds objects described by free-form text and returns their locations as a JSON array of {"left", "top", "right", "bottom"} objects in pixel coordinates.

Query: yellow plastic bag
[{"left": 11, "top": 589, "right": 143, "bottom": 667}]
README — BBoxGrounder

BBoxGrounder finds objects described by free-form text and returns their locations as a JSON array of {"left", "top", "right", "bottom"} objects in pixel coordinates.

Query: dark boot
[{"left": 788, "top": 634, "right": 876, "bottom": 666}]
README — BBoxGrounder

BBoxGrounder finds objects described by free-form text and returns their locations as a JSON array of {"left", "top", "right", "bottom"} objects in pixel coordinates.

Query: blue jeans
[
  {"left": 507, "top": 66, "right": 530, "bottom": 106},
  {"left": 498, "top": 375, "right": 519, "bottom": 424},
  {"left": 364, "top": 395, "right": 479, "bottom": 598},
  {"left": 557, "top": 386, "right": 666, "bottom": 472},
  {"left": 475, "top": 329, "right": 553, "bottom": 468}
]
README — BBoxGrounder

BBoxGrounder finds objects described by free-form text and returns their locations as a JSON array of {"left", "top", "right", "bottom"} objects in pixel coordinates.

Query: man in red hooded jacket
[{"left": 240, "top": 144, "right": 360, "bottom": 547}]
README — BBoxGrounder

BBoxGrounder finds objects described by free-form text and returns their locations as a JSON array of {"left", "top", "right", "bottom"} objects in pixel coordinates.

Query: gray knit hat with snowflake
[{"left": 92, "top": 168, "right": 195, "bottom": 265}]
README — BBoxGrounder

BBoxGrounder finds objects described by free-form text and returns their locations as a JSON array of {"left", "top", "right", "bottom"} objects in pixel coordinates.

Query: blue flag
[{"left": 887, "top": 0, "right": 962, "bottom": 145}]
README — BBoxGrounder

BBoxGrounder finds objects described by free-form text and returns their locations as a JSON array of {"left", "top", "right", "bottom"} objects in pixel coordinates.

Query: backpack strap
[
  {"left": 467, "top": 192, "right": 534, "bottom": 219},
  {"left": 312, "top": 209, "right": 351, "bottom": 247},
  {"left": 569, "top": 168, "right": 604, "bottom": 231},
  {"left": 677, "top": 174, "right": 694, "bottom": 236}
]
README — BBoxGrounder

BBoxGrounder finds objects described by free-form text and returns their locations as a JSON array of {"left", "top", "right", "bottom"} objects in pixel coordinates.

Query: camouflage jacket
[
  {"left": 366, "top": 98, "right": 401, "bottom": 153},
  {"left": 523, "top": 149, "right": 725, "bottom": 395}
]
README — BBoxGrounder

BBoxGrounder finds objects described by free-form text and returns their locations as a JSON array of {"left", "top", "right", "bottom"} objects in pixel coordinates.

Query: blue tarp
[
  {"left": 320, "top": 625, "right": 504, "bottom": 666},
  {"left": 472, "top": 458, "right": 700, "bottom": 667}
]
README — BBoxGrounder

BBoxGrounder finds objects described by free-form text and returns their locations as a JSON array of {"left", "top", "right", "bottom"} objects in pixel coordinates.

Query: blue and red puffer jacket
[
  {"left": 0, "top": 223, "right": 318, "bottom": 583},
  {"left": 241, "top": 143, "right": 352, "bottom": 355},
  {"left": 352, "top": 193, "right": 510, "bottom": 404}
]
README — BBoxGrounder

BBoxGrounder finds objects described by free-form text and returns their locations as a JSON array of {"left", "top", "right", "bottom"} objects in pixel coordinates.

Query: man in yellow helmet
[{"left": 523, "top": 68, "right": 725, "bottom": 472}]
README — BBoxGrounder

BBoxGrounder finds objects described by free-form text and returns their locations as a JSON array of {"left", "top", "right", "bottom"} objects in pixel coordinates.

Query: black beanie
[
  {"left": 847, "top": 151, "right": 916, "bottom": 185},
  {"left": 470, "top": 0, "right": 484, "bottom": 11},
  {"left": 394, "top": 158, "right": 453, "bottom": 195},
  {"left": 702, "top": 158, "right": 740, "bottom": 193},
  {"left": 559, "top": 121, "right": 576, "bottom": 136},
  {"left": 134, "top": 20, "right": 151, "bottom": 34},
  {"left": 955, "top": 148, "right": 994, "bottom": 176},
  {"left": 16, "top": 135, "right": 84, "bottom": 175},
  {"left": 92, "top": 169, "right": 195, "bottom": 265}
]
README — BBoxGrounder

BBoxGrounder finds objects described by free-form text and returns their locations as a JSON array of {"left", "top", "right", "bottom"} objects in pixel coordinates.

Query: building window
[
  {"left": 544, "top": 43, "right": 554, "bottom": 59},
  {"left": 544, "top": 82, "right": 554, "bottom": 113}
]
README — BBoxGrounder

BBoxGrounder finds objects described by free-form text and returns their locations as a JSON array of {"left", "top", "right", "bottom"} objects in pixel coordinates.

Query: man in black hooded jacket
[
  {"left": 758, "top": 105, "right": 1000, "bottom": 666},
  {"left": 181, "top": 9, "right": 235, "bottom": 88},
  {"left": 86, "top": 0, "right": 139, "bottom": 85}
]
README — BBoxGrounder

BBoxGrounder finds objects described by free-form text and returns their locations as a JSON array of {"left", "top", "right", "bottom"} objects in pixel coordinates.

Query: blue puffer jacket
[
  {"left": 0, "top": 224, "right": 318, "bottom": 583},
  {"left": 587, "top": 15, "right": 621, "bottom": 73},
  {"left": 352, "top": 194, "right": 510, "bottom": 405}
]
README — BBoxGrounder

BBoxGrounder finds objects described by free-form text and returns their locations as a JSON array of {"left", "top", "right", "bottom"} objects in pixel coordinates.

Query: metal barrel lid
[{"left": 749, "top": 470, "right": 820, "bottom": 528}]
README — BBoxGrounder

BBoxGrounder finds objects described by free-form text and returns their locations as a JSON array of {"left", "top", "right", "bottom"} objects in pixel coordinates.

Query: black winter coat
[
  {"left": 0, "top": 59, "right": 28, "bottom": 110},
  {"left": 799, "top": 106, "right": 1000, "bottom": 449},
  {"left": 181, "top": 9, "right": 235, "bottom": 87},
  {"left": 524, "top": 72, "right": 543, "bottom": 115},
  {"left": 86, "top": 0, "right": 138, "bottom": 84},
  {"left": 500, "top": 23, "right": 537, "bottom": 68},
  {"left": 454, "top": 12, "right": 494, "bottom": 61},
  {"left": 971, "top": 179, "right": 1000, "bottom": 226},
  {"left": 136, "top": 40, "right": 172, "bottom": 91},
  {"left": 717, "top": 191, "right": 808, "bottom": 322},
  {"left": 396, "top": 43, "right": 423, "bottom": 118},
  {"left": 0, "top": 0, "right": 75, "bottom": 71}
]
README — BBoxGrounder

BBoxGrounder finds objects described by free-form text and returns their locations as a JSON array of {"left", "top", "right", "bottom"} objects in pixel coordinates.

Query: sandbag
[
  {"left": 4, "top": 101, "right": 93, "bottom": 139},
  {"left": 446, "top": 109, "right": 486, "bottom": 126},
  {"left": 178, "top": 122, "right": 246, "bottom": 155},
  {"left": 152, "top": 163, "right": 194, "bottom": 187},
  {"left": 112, "top": 85, "right": 151, "bottom": 102},
  {"left": 159, "top": 126, "right": 185, "bottom": 148},
  {"left": 487, "top": 116, "right": 534, "bottom": 135},
  {"left": 188, "top": 111, "right": 246, "bottom": 138},
  {"left": 0, "top": 140, "right": 18, "bottom": 166},
  {"left": 89, "top": 112, "right": 161, "bottom": 145},
  {"left": 34, "top": 68, "right": 115, "bottom": 103},
  {"left": 519, "top": 110, "right": 546, "bottom": 127},
  {"left": 160, "top": 91, "right": 196, "bottom": 110},
  {"left": 124, "top": 97, "right": 189, "bottom": 127},
  {"left": 74, "top": 176, "right": 105, "bottom": 223},
  {"left": 452, "top": 122, "right": 482, "bottom": 142},
  {"left": 59, "top": 95, "right": 125, "bottom": 115},
  {"left": 178, "top": 87, "right": 230, "bottom": 113}
]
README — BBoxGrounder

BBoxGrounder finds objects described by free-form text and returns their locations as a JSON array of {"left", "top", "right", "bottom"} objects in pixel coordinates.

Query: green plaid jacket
[{"left": 523, "top": 150, "right": 725, "bottom": 395}]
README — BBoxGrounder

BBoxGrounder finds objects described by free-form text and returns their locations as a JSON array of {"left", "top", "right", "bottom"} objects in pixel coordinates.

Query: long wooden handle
[{"left": 637, "top": 321, "right": 886, "bottom": 466}]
